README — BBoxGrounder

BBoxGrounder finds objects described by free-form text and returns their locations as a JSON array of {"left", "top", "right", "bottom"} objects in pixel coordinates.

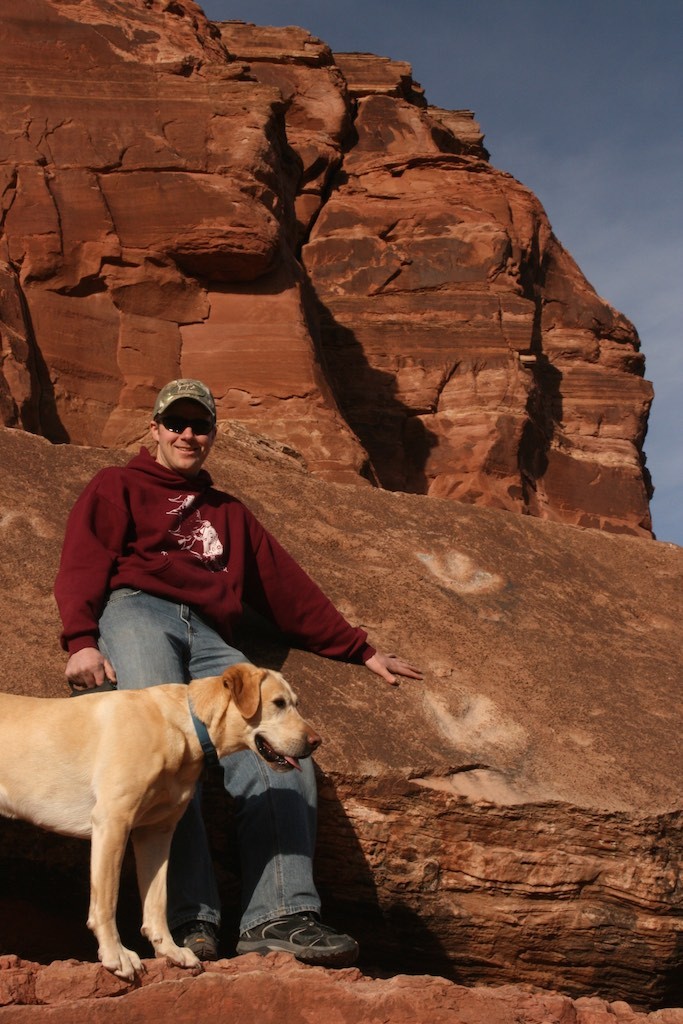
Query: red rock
[
  {"left": 0, "top": 1, "right": 653, "bottom": 535},
  {"left": 216, "top": 22, "right": 353, "bottom": 240},
  {"left": 0, "top": 2, "right": 678, "bottom": 1016},
  {"left": 334, "top": 51, "right": 428, "bottom": 107},
  {"left": 0, "top": 954, "right": 681, "bottom": 1022},
  {"left": 303, "top": 72, "right": 652, "bottom": 534},
  {"left": 0, "top": 425, "right": 680, "bottom": 1011}
]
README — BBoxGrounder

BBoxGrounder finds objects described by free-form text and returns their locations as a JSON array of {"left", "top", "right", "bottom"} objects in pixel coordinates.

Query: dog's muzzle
[{"left": 255, "top": 732, "right": 321, "bottom": 772}]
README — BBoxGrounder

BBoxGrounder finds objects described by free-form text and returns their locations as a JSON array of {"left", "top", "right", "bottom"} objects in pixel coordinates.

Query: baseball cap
[{"left": 153, "top": 379, "right": 216, "bottom": 421}]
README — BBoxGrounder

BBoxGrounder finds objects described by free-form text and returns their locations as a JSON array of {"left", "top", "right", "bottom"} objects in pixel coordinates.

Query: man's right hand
[{"left": 65, "top": 648, "right": 117, "bottom": 690}]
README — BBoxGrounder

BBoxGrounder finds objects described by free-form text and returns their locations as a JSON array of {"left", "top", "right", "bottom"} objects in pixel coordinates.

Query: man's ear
[{"left": 223, "top": 663, "right": 266, "bottom": 719}]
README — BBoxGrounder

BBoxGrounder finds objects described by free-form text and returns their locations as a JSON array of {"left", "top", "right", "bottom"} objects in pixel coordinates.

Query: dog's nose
[{"left": 307, "top": 730, "right": 322, "bottom": 751}]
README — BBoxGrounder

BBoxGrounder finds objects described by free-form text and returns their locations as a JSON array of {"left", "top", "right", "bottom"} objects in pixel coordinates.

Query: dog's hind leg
[
  {"left": 88, "top": 809, "right": 143, "bottom": 980},
  {"left": 131, "top": 823, "right": 200, "bottom": 970}
]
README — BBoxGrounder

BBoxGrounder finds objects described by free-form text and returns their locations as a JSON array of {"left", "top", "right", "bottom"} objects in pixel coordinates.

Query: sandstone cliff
[
  {"left": 0, "top": 0, "right": 653, "bottom": 535},
  {"left": 0, "top": 1, "right": 678, "bottom": 1020},
  {"left": 0, "top": 424, "right": 680, "bottom": 1015}
]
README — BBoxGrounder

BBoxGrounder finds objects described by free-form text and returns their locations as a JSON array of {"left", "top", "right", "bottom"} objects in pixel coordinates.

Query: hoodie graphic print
[{"left": 166, "top": 494, "right": 228, "bottom": 573}]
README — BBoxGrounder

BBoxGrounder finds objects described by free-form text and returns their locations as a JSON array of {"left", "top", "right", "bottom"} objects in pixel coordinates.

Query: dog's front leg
[
  {"left": 88, "top": 811, "right": 142, "bottom": 981},
  {"left": 131, "top": 823, "right": 201, "bottom": 970}
]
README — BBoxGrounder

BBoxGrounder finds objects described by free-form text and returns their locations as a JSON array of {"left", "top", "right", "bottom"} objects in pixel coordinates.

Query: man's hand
[
  {"left": 65, "top": 647, "right": 117, "bottom": 690},
  {"left": 364, "top": 652, "right": 423, "bottom": 686}
]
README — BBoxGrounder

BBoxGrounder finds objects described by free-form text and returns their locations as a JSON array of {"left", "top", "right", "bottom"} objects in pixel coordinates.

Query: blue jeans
[{"left": 98, "top": 588, "right": 321, "bottom": 934}]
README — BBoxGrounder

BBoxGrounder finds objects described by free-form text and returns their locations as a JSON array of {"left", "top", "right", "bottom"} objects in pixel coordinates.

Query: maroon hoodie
[{"left": 54, "top": 447, "right": 374, "bottom": 664}]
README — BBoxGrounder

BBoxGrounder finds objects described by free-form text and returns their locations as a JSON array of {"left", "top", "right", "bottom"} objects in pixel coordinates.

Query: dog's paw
[
  {"left": 159, "top": 943, "right": 201, "bottom": 970},
  {"left": 100, "top": 944, "right": 144, "bottom": 981}
]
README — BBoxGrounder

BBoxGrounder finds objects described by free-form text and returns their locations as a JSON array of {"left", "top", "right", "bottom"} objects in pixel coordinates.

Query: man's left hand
[{"left": 365, "top": 652, "right": 423, "bottom": 685}]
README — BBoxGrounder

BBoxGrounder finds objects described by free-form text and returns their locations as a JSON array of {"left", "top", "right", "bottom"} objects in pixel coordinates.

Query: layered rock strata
[
  {"left": 0, "top": 426, "right": 680, "bottom": 1008},
  {"left": 0, "top": 0, "right": 653, "bottom": 533},
  {"left": 2, "top": 954, "right": 683, "bottom": 1022}
]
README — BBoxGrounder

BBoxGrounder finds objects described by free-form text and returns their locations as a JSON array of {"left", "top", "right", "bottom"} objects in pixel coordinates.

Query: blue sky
[{"left": 200, "top": 0, "right": 682, "bottom": 546}]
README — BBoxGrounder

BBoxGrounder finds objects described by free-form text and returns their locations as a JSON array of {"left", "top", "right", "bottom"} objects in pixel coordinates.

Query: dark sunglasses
[{"left": 158, "top": 415, "right": 214, "bottom": 436}]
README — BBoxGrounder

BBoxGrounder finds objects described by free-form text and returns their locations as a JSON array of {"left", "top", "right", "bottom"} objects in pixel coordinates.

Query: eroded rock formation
[
  {"left": 0, "top": 425, "right": 680, "bottom": 1012},
  {"left": 0, "top": 1, "right": 677, "bottom": 1018},
  {"left": 2, "top": 954, "right": 683, "bottom": 1023},
  {"left": 0, "top": 0, "right": 653, "bottom": 533}
]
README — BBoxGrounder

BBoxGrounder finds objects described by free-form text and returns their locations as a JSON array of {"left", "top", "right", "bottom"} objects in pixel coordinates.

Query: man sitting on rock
[{"left": 54, "top": 378, "right": 421, "bottom": 967}]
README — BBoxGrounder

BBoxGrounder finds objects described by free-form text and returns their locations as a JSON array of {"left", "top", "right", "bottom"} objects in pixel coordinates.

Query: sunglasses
[{"left": 158, "top": 415, "right": 214, "bottom": 436}]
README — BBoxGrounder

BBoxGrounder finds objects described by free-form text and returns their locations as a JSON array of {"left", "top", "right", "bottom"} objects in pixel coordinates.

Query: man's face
[{"left": 150, "top": 398, "right": 216, "bottom": 478}]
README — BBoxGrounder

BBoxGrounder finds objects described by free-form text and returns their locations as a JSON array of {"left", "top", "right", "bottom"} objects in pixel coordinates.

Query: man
[{"left": 55, "top": 378, "right": 421, "bottom": 967}]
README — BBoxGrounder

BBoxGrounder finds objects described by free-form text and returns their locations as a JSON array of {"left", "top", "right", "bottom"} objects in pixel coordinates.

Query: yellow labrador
[{"left": 0, "top": 663, "right": 321, "bottom": 980}]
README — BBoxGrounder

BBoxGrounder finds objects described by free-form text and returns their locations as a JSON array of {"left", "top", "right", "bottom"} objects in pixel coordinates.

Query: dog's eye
[{"left": 272, "top": 698, "right": 287, "bottom": 710}]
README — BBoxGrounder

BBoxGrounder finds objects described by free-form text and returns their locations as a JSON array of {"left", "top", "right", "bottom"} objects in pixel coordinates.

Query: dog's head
[{"left": 194, "top": 663, "right": 322, "bottom": 771}]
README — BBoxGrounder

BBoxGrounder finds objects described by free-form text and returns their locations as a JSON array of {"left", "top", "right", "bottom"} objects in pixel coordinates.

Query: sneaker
[
  {"left": 236, "top": 912, "right": 359, "bottom": 967},
  {"left": 172, "top": 920, "right": 219, "bottom": 961}
]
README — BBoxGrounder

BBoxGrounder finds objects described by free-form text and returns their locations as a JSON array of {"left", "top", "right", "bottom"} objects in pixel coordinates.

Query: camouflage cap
[{"left": 153, "top": 379, "right": 216, "bottom": 421}]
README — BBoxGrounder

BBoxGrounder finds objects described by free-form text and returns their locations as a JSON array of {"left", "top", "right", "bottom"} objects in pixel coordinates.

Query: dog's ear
[{"left": 223, "top": 663, "right": 266, "bottom": 719}]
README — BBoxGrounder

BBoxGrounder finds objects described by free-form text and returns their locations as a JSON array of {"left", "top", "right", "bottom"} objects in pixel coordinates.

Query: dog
[{"left": 0, "top": 662, "right": 321, "bottom": 980}]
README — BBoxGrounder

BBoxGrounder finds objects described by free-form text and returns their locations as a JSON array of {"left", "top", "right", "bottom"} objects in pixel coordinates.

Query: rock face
[
  {"left": 0, "top": 425, "right": 681, "bottom": 1012},
  {"left": 2, "top": 954, "right": 683, "bottom": 1023},
  {"left": 0, "top": 1, "right": 676, "bottom": 1018},
  {"left": 0, "top": 0, "right": 653, "bottom": 533}
]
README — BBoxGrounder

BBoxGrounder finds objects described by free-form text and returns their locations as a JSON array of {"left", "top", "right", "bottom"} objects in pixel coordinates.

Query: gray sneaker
[{"left": 236, "top": 912, "right": 359, "bottom": 967}]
